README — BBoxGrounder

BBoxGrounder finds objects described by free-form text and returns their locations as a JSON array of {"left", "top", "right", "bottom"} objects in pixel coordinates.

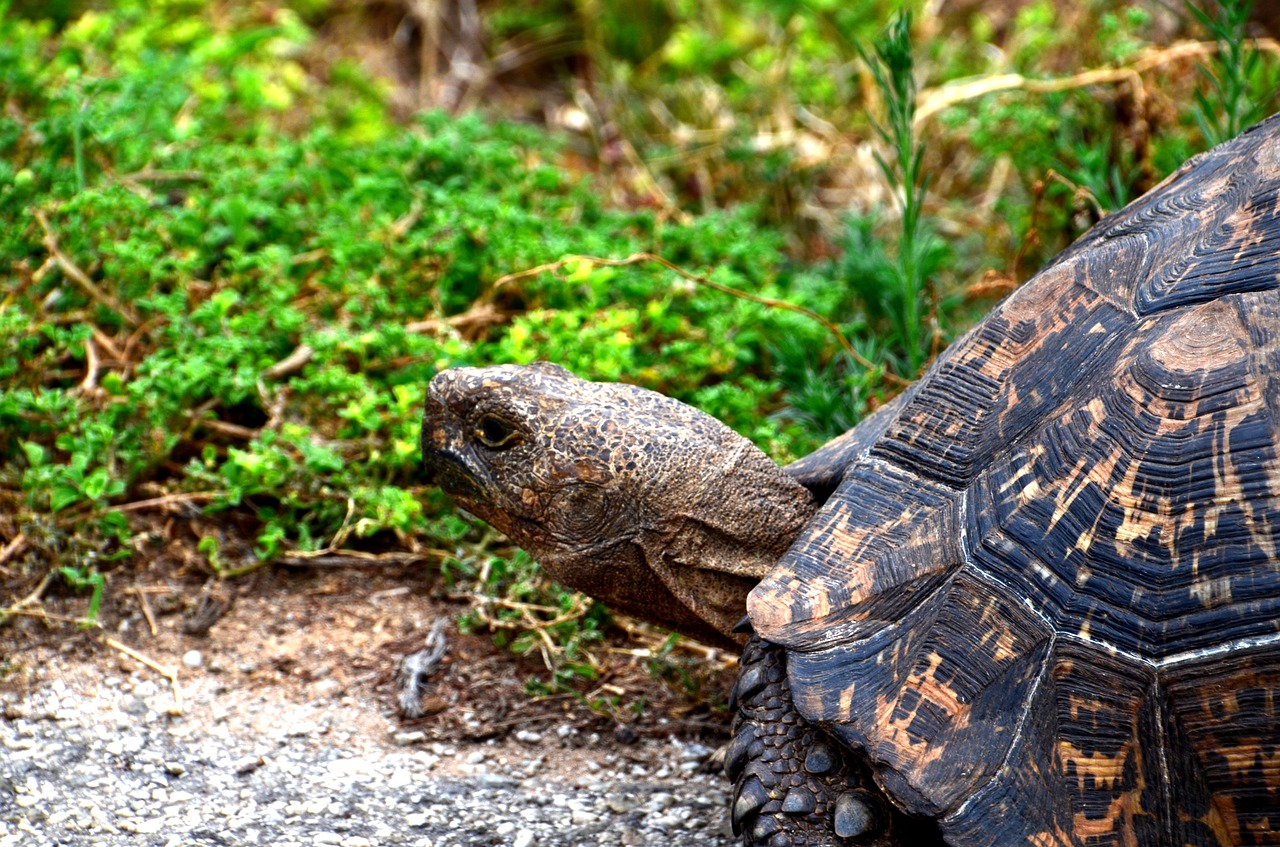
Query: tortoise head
[{"left": 421, "top": 362, "right": 816, "bottom": 646}]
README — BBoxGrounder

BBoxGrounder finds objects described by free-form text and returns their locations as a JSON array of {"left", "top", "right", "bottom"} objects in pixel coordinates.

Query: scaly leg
[{"left": 726, "top": 636, "right": 942, "bottom": 847}]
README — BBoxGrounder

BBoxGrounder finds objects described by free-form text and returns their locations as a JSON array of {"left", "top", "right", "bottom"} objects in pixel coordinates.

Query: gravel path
[{"left": 1, "top": 672, "right": 735, "bottom": 846}]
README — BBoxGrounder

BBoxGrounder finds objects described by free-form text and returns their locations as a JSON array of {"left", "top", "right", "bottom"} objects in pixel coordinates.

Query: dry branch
[
  {"left": 34, "top": 210, "right": 139, "bottom": 327},
  {"left": 104, "top": 636, "right": 185, "bottom": 715},
  {"left": 915, "top": 39, "right": 1280, "bottom": 126}
]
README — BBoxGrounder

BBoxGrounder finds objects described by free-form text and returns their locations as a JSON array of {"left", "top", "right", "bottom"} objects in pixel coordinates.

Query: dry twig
[
  {"left": 128, "top": 585, "right": 160, "bottom": 637},
  {"left": 104, "top": 636, "right": 185, "bottom": 715},
  {"left": 915, "top": 39, "right": 1280, "bottom": 126},
  {"left": 0, "top": 570, "right": 53, "bottom": 625},
  {"left": 34, "top": 209, "right": 139, "bottom": 327},
  {"left": 450, "top": 589, "right": 595, "bottom": 672},
  {"left": 0, "top": 534, "right": 28, "bottom": 569},
  {"left": 261, "top": 344, "right": 315, "bottom": 381},
  {"left": 106, "top": 491, "right": 226, "bottom": 514}
]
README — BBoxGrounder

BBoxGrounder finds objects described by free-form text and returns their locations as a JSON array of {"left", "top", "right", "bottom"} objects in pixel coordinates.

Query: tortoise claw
[
  {"left": 729, "top": 662, "right": 768, "bottom": 712},
  {"left": 725, "top": 723, "right": 757, "bottom": 782},
  {"left": 733, "top": 775, "right": 770, "bottom": 836}
]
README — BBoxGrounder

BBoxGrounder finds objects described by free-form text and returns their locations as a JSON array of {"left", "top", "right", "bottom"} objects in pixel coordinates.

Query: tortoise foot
[{"left": 727, "top": 636, "right": 940, "bottom": 847}]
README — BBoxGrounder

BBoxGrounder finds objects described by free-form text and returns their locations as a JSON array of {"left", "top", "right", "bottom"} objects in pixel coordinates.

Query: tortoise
[{"left": 420, "top": 113, "right": 1280, "bottom": 847}]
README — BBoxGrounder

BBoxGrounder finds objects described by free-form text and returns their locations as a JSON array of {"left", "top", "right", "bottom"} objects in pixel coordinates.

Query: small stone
[
  {"left": 514, "top": 730, "right": 542, "bottom": 744},
  {"left": 182, "top": 650, "right": 203, "bottom": 669},
  {"left": 513, "top": 829, "right": 535, "bottom": 847},
  {"left": 570, "top": 810, "right": 598, "bottom": 825},
  {"left": 678, "top": 741, "right": 714, "bottom": 762},
  {"left": 136, "top": 818, "right": 166, "bottom": 834},
  {"left": 651, "top": 814, "right": 681, "bottom": 830},
  {"left": 165, "top": 762, "right": 187, "bottom": 777},
  {"left": 394, "top": 731, "right": 427, "bottom": 746},
  {"left": 405, "top": 813, "right": 428, "bottom": 828},
  {"left": 645, "top": 793, "right": 674, "bottom": 812},
  {"left": 232, "top": 756, "right": 264, "bottom": 775},
  {"left": 475, "top": 774, "right": 519, "bottom": 789},
  {"left": 120, "top": 696, "right": 148, "bottom": 716},
  {"left": 496, "top": 822, "right": 516, "bottom": 836}
]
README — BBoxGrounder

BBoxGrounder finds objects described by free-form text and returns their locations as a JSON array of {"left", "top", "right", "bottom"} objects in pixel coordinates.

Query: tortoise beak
[
  {"left": 420, "top": 376, "right": 486, "bottom": 500},
  {"left": 421, "top": 442, "right": 486, "bottom": 500}
]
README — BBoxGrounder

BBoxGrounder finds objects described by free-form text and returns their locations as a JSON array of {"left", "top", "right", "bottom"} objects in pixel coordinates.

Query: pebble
[
  {"left": 2, "top": 678, "right": 734, "bottom": 847},
  {"left": 394, "top": 730, "right": 427, "bottom": 746},
  {"left": 120, "top": 695, "right": 148, "bottom": 716},
  {"left": 182, "top": 651, "right": 204, "bottom": 669}
]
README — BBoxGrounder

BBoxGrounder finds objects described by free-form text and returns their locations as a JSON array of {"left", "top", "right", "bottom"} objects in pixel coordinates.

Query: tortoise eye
[{"left": 475, "top": 414, "right": 520, "bottom": 449}]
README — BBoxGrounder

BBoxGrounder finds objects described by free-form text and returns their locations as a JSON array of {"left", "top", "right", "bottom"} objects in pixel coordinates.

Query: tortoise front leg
[{"left": 727, "top": 636, "right": 941, "bottom": 847}]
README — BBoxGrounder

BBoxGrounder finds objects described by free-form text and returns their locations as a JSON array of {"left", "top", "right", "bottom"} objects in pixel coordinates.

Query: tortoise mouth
[{"left": 421, "top": 446, "right": 487, "bottom": 502}]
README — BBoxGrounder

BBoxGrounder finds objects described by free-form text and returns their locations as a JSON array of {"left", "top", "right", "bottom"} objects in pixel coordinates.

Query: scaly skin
[
  {"left": 420, "top": 362, "right": 915, "bottom": 845},
  {"left": 730, "top": 635, "right": 942, "bottom": 847},
  {"left": 420, "top": 361, "right": 815, "bottom": 647}
]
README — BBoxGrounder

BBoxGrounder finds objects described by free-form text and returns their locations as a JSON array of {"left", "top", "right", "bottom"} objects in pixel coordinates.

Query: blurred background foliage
[{"left": 2, "top": 0, "right": 1278, "bottom": 683}]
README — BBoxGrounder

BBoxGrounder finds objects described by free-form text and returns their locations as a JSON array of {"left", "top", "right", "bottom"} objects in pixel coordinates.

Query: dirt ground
[{"left": 1, "top": 554, "right": 738, "bottom": 782}]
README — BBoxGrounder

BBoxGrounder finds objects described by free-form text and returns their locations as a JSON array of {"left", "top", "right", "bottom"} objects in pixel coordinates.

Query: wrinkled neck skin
[{"left": 421, "top": 363, "right": 818, "bottom": 649}]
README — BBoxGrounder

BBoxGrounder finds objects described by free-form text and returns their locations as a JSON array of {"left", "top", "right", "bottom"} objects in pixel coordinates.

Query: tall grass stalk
[
  {"left": 1187, "top": 0, "right": 1266, "bottom": 144},
  {"left": 856, "top": 13, "right": 933, "bottom": 375}
]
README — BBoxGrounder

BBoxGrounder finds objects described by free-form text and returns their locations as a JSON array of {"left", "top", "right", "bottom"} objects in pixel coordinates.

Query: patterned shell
[{"left": 748, "top": 114, "right": 1280, "bottom": 846}]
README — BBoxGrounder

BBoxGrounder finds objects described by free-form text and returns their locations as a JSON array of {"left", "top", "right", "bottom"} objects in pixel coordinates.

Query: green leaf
[
  {"left": 21, "top": 442, "right": 46, "bottom": 467},
  {"left": 81, "top": 467, "right": 111, "bottom": 501},
  {"left": 50, "top": 486, "right": 82, "bottom": 512}
]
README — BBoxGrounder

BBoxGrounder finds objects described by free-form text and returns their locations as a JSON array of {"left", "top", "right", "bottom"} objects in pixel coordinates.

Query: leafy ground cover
[{"left": 2, "top": 0, "right": 1278, "bottom": 700}]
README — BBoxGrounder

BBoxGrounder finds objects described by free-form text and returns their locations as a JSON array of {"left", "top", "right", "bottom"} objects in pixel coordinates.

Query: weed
[
  {"left": 1186, "top": 0, "right": 1276, "bottom": 146},
  {"left": 4, "top": 0, "right": 1280, "bottom": 694},
  {"left": 845, "top": 13, "right": 947, "bottom": 379},
  {"left": 56, "top": 565, "right": 104, "bottom": 626}
]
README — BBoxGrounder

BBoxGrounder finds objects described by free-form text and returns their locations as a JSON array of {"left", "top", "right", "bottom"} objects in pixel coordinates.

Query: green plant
[
  {"left": 5, "top": 0, "right": 1276, "bottom": 697},
  {"left": 847, "top": 12, "right": 946, "bottom": 378},
  {"left": 1186, "top": 0, "right": 1273, "bottom": 145},
  {"left": 56, "top": 564, "right": 104, "bottom": 625}
]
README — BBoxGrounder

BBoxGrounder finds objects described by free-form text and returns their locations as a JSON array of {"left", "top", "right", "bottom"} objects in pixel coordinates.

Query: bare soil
[{"left": 1, "top": 553, "right": 737, "bottom": 781}]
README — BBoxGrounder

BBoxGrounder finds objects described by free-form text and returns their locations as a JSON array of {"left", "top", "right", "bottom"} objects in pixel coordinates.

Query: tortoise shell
[{"left": 749, "top": 115, "right": 1280, "bottom": 845}]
